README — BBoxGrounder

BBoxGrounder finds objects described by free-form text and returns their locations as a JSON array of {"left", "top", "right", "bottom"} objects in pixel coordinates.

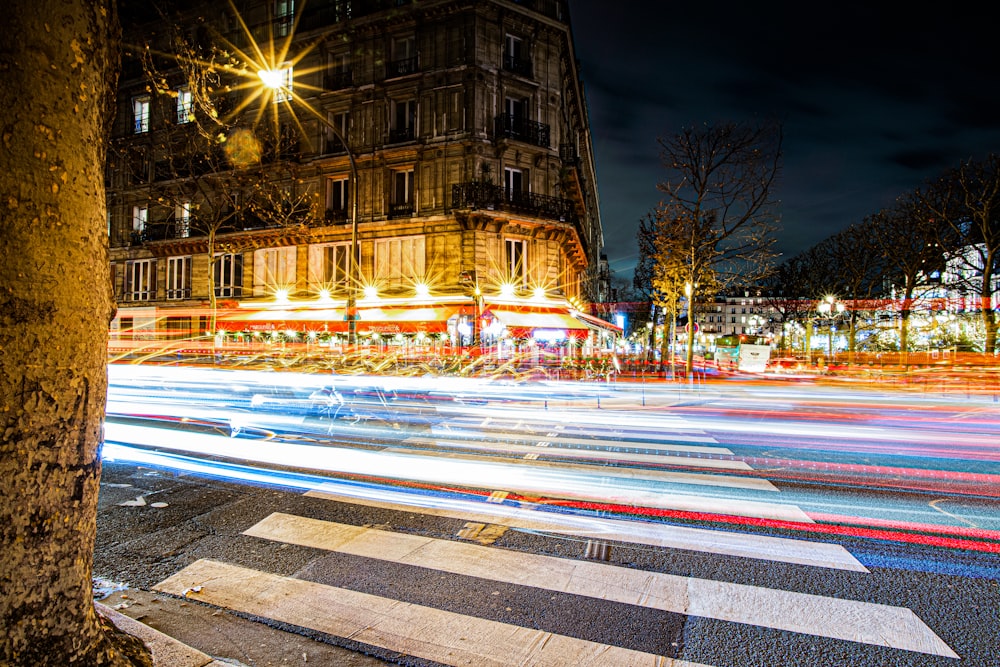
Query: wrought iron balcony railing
[
  {"left": 451, "top": 182, "right": 576, "bottom": 223},
  {"left": 386, "top": 56, "right": 418, "bottom": 78},
  {"left": 324, "top": 70, "right": 353, "bottom": 90},
  {"left": 503, "top": 55, "right": 533, "bottom": 78},
  {"left": 387, "top": 126, "right": 415, "bottom": 143},
  {"left": 388, "top": 202, "right": 414, "bottom": 219},
  {"left": 494, "top": 114, "right": 549, "bottom": 148}
]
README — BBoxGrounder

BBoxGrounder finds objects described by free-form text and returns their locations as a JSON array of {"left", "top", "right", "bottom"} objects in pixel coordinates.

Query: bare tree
[
  {"left": 920, "top": 154, "right": 1000, "bottom": 353},
  {"left": 112, "top": 22, "right": 316, "bottom": 332},
  {"left": 1, "top": 0, "right": 151, "bottom": 663},
  {"left": 650, "top": 121, "right": 782, "bottom": 375},
  {"left": 870, "top": 192, "right": 947, "bottom": 355}
]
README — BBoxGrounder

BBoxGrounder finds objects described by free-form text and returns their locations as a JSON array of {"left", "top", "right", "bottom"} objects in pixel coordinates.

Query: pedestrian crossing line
[
  {"left": 243, "top": 513, "right": 958, "bottom": 658},
  {"left": 304, "top": 484, "right": 860, "bottom": 570},
  {"left": 403, "top": 436, "right": 753, "bottom": 470},
  {"left": 155, "top": 558, "right": 708, "bottom": 667},
  {"left": 388, "top": 445, "right": 777, "bottom": 492}
]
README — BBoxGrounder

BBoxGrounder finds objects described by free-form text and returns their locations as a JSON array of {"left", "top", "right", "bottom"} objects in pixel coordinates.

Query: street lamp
[
  {"left": 816, "top": 295, "right": 845, "bottom": 360},
  {"left": 257, "top": 67, "right": 361, "bottom": 345}
]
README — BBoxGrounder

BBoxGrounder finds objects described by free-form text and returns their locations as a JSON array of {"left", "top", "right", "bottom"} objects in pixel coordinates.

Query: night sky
[{"left": 569, "top": 2, "right": 1000, "bottom": 282}]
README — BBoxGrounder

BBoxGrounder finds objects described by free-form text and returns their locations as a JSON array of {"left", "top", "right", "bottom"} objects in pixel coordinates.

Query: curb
[{"left": 96, "top": 602, "right": 238, "bottom": 667}]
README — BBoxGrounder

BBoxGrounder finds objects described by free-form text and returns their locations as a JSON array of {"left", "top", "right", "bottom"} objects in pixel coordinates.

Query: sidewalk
[{"left": 97, "top": 588, "right": 390, "bottom": 667}]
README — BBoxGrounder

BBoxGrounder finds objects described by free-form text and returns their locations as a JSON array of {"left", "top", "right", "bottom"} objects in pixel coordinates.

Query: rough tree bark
[{"left": 1, "top": 1, "right": 151, "bottom": 665}]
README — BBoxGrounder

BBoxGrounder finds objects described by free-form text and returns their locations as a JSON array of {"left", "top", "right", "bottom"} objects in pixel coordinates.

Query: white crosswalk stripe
[
  {"left": 304, "top": 484, "right": 863, "bottom": 571},
  {"left": 156, "top": 558, "right": 712, "bottom": 667},
  {"left": 241, "top": 512, "right": 956, "bottom": 658}
]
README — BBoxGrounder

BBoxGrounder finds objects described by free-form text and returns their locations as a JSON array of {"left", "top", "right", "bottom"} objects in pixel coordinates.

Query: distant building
[{"left": 107, "top": 0, "right": 612, "bottom": 349}]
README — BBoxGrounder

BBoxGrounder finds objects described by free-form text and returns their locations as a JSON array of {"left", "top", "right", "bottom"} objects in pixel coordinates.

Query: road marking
[
  {"left": 304, "top": 484, "right": 856, "bottom": 569},
  {"left": 410, "top": 436, "right": 750, "bottom": 471},
  {"left": 105, "top": 423, "right": 797, "bottom": 519},
  {"left": 156, "top": 559, "right": 709, "bottom": 667},
  {"left": 244, "top": 513, "right": 957, "bottom": 658},
  {"left": 434, "top": 425, "right": 721, "bottom": 447},
  {"left": 389, "top": 446, "right": 775, "bottom": 492}
]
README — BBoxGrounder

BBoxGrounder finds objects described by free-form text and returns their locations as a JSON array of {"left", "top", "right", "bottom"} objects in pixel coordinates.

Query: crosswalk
[{"left": 147, "top": 410, "right": 960, "bottom": 665}]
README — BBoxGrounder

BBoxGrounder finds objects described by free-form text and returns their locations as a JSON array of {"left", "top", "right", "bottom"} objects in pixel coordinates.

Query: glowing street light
[{"left": 257, "top": 67, "right": 361, "bottom": 345}]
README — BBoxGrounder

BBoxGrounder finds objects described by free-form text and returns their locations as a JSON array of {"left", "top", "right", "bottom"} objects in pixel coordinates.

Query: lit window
[
  {"left": 253, "top": 246, "right": 296, "bottom": 296},
  {"left": 505, "top": 238, "right": 527, "bottom": 287},
  {"left": 176, "top": 87, "right": 193, "bottom": 123},
  {"left": 133, "top": 95, "right": 150, "bottom": 133},
  {"left": 214, "top": 253, "right": 244, "bottom": 297},
  {"left": 264, "top": 64, "right": 293, "bottom": 102},
  {"left": 125, "top": 259, "right": 156, "bottom": 301},
  {"left": 166, "top": 256, "right": 192, "bottom": 299},
  {"left": 374, "top": 236, "right": 424, "bottom": 288},
  {"left": 275, "top": 0, "right": 294, "bottom": 37},
  {"left": 132, "top": 205, "right": 148, "bottom": 240},
  {"left": 175, "top": 201, "right": 191, "bottom": 238}
]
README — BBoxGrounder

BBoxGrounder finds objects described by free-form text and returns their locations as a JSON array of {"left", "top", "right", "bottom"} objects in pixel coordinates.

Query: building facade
[{"left": 107, "top": 0, "right": 610, "bottom": 350}]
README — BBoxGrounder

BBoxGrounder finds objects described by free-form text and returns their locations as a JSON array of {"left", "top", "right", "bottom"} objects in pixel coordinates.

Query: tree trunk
[
  {"left": 685, "top": 293, "right": 695, "bottom": 377},
  {"left": 0, "top": 2, "right": 150, "bottom": 665}
]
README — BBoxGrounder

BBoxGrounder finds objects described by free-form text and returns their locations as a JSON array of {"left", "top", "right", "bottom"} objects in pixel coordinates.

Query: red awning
[
  {"left": 216, "top": 304, "right": 464, "bottom": 335},
  {"left": 573, "top": 311, "right": 623, "bottom": 334}
]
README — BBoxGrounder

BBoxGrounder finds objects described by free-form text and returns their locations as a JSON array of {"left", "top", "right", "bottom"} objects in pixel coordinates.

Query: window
[
  {"left": 275, "top": 0, "right": 294, "bottom": 36},
  {"left": 260, "top": 64, "right": 293, "bottom": 102},
  {"left": 389, "top": 168, "right": 414, "bottom": 218},
  {"left": 326, "top": 53, "right": 352, "bottom": 89},
  {"left": 175, "top": 201, "right": 191, "bottom": 238},
  {"left": 166, "top": 256, "right": 191, "bottom": 299},
  {"left": 176, "top": 87, "right": 193, "bottom": 123},
  {"left": 214, "top": 253, "right": 243, "bottom": 297},
  {"left": 504, "top": 167, "right": 528, "bottom": 204},
  {"left": 131, "top": 205, "right": 148, "bottom": 243},
  {"left": 504, "top": 34, "right": 531, "bottom": 77},
  {"left": 390, "top": 99, "right": 416, "bottom": 142},
  {"left": 505, "top": 238, "right": 527, "bottom": 287},
  {"left": 389, "top": 35, "right": 417, "bottom": 76},
  {"left": 311, "top": 242, "right": 351, "bottom": 289},
  {"left": 125, "top": 259, "right": 156, "bottom": 301},
  {"left": 374, "top": 236, "right": 425, "bottom": 288},
  {"left": 253, "top": 246, "right": 296, "bottom": 295},
  {"left": 325, "top": 111, "right": 349, "bottom": 153},
  {"left": 505, "top": 96, "right": 527, "bottom": 121},
  {"left": 326, "top": 177, "right": 349, "bottom": 222},
  {"left": 133, "top": 95, "right": 150, "bottom": 133}
]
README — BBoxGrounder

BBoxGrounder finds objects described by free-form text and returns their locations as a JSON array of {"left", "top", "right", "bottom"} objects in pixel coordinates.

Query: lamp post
[
  {"left": 257, "top": 67, "right": 361, "bottom": 345},
  {"left": 816, "top": 295, "right": 845, "bottom": 361}
]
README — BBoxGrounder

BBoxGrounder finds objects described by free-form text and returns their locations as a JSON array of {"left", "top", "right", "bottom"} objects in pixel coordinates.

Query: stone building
[{"left": 107, "top": 0, "right": 613, "bottom": 349}]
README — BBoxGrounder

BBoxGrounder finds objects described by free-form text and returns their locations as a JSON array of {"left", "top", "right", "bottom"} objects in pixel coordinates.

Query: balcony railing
[
  {"left": 387, "top": 126, "right": 415, "bottom": 144},
  {"left": 324, "top": 208, "right": 348, "bottom": 224},
  {"left": 452, "top": 181, "right": 576, "bottom": 223},
  {"left": 494, "top": 114, "right": 550, "bottom": 148},
  {"left": 388, "top": 202, "right": 414, "bottom": 219},
  {"left": 324, "top": 70, "right": 353, "bottom": 90},
  {"left": 386, "top": 56, "right": 418, "bottom": 78},
  {"left": 503, "top": 55, "right": 533, "bottom": 78}
]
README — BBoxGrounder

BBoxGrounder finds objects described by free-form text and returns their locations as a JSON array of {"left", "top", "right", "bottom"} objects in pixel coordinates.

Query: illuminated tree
[
  {"left": 0, "top": 0, "right": 151, "bottom": 663},
  {"left": 650, "top": 121, "right": 782, "bottom": 375}
]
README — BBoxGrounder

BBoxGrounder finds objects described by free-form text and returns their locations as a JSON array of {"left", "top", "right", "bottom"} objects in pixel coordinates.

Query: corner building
[{"left": 107, "top": 0, "right": 612, "bottom": 352}]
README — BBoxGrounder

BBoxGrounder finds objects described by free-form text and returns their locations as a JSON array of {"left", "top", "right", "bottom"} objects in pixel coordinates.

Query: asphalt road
[{"left": 94, "top": 368, "right": 1000, "bottom": 666}]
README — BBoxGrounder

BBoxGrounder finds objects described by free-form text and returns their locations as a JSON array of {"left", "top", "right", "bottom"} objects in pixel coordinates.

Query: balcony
[
  {"left": 387, "top": 126, "right": 415, "bottom": 144},
  {"left": 451, "top": 182, "right": 576, "bottom": 223},
  {"left": 388, "top": 202, "right": 414, "bottom": 219},
  {"left": 324, "top": 70, "right": 353, "bottom": 90},
  {"left": 386, "top": 56, "right": 418, "bottom": 78},
  {"left": 503, "top": 55, "right": 533, "bottom": 78},
  {"left": 494, "top": 114, "right": 549, "bottom": 148},
  {"left": 324, "top": 208, "right": 348, "bottom": 224}
]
